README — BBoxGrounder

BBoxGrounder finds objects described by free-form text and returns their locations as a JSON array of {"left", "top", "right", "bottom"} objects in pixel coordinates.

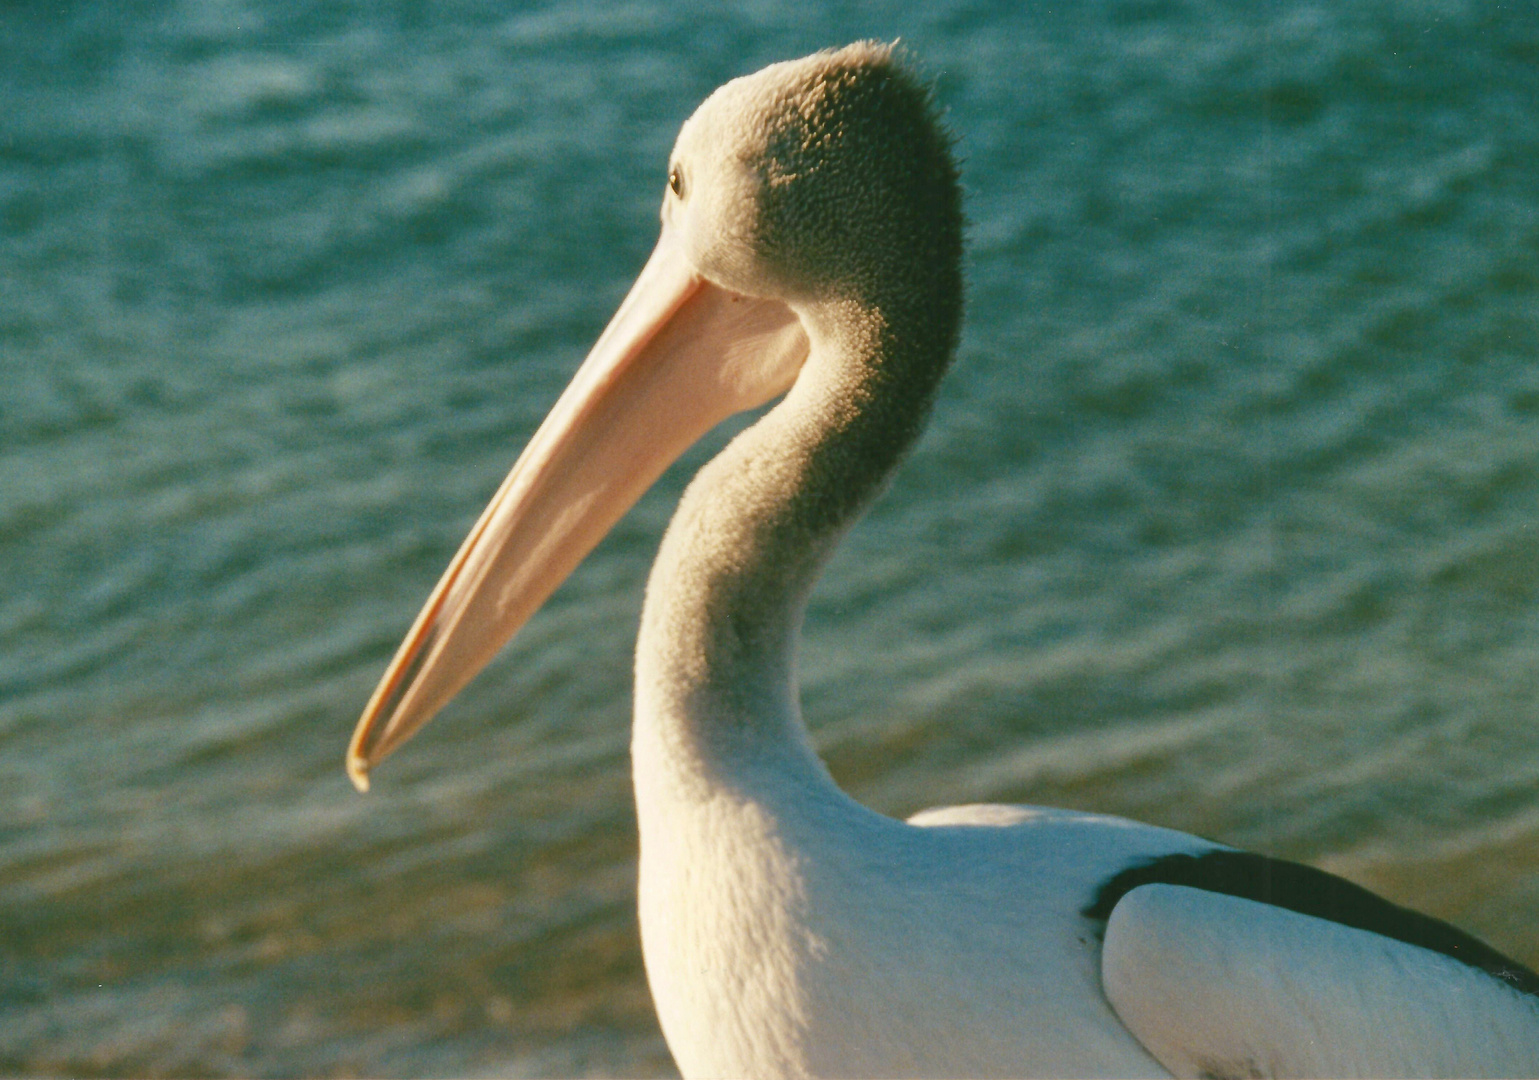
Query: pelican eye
[{"left": 668, "top": 164, "right": 685, "bottom": 198}]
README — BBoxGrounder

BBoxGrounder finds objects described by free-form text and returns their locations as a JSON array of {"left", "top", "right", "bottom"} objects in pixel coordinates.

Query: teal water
[{"left": 4, "top": 1, "right": 1538, "bottom": 1075}]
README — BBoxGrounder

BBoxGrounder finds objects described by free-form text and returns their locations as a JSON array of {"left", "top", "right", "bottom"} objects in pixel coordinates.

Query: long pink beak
[{"left": 346, "top": 224, "right": 808, "bottom": 791}]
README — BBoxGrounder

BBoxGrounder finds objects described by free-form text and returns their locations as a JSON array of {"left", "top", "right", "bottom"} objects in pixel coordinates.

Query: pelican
[{"left": 346, "top": 43, "right": 1539, "bottom": 1078}]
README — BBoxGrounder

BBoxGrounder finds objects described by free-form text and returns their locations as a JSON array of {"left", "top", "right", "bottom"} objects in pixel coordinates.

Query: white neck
[
  {"left": 631, "top": 294, "right": 954, "bottom": 809},
  {"left": 629, "top": 286, "right": 962, "bottom": 1076}
]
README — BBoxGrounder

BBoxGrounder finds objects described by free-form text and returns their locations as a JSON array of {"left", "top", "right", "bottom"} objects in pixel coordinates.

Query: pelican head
[
  {"left": 347, "top": 42, "right": 962, "bottom": 789},
  {"left": 669, "top": 42, "right": 961, "bottom": 308}
]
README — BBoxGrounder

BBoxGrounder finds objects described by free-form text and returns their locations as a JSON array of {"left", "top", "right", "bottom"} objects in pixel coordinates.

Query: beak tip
[{"left": 346, "top": 753, "right": 372, "bottom": 793}]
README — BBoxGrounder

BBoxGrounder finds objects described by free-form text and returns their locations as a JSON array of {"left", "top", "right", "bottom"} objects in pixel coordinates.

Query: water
[{"left": 3, "top": 1, "right": 1537, "bottom": 1075}]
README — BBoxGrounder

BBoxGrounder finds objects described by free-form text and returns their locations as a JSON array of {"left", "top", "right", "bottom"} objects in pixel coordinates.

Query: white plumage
[
  {"left": 1103, "top": 885, "right": 1539, "bottom": 1078},
  {"left": 347, "top": 43, "right": 1539, "bottom": 1077}
]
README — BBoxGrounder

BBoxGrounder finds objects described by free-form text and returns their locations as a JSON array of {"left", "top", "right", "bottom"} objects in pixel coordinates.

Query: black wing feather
[{"left": 1085, "top": 849, "right": 1539, "bottom": 998}]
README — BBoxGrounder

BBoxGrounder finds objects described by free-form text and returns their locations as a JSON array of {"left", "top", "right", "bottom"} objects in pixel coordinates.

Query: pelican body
[{"left": 347, "top": 44, "right": 1539, "bottom": 1077}]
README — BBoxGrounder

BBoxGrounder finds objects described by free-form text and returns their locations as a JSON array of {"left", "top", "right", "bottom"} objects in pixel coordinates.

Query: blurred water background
[{"left": 3, "top": 0, "right": 1538, "bottom": 1075}]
